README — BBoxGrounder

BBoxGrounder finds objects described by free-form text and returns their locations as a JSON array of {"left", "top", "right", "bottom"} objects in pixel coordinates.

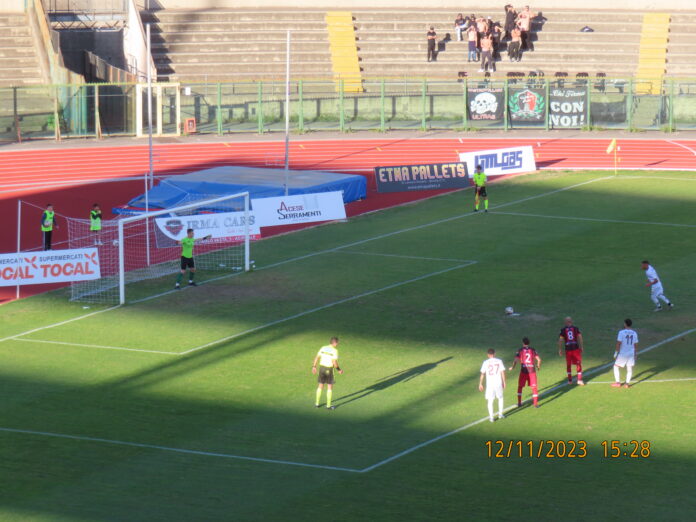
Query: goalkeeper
[{"left": 175, "top": 228, "right": 211, "bottom": 289}]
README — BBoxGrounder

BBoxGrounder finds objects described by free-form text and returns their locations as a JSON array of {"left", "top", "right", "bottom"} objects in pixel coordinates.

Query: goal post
[{"left": 69, "top": 191, "right": 251, "bottom": 304}]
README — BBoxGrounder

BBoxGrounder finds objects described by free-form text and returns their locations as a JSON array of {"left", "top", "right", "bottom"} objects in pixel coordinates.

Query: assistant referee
[
  {"left": 312, "top": 337, "right": 343, "bottom": 410},
  {"left": 473, "top": 164, "right": 489, "bottom": 212}
]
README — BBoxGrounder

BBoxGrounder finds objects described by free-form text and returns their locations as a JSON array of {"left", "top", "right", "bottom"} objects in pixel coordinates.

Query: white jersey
[
  {"left": 481, "top": 357, "right": 505, "bottom": 389},
  {"left": 617, "top": 328, "right": 639, "bottom": 357},
  {"left": 645, "top": 265, "right": 660, "bottom": 285}
]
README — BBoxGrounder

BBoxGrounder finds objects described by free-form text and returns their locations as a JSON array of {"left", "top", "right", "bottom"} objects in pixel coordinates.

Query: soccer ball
[
  {"left": 112, "top": 239, "right": 119, "bottom": 246},
  {"left": 505, "top": 306, "right": 514, "bottom": 315}
]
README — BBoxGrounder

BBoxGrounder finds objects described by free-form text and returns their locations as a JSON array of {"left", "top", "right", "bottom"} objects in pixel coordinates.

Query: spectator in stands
[
  {"left": 508, "top": 26, "right": 522, "bottom": 62},
  {"left": 427, "top": 26, "right": 438, "bottom": 62},
  {"left": 504, "top": 4, "right": 517, "bottom": 40},
  {"left": 480, "top": 33, "right": 495, "bottom": 73},
  {"left": 467, "top": 24, "right": 479, "bottom": 62},
  {"left": 476, "top": 16, "right": 488, "bottom": 42},
  {"left": 455, "top": 13, "right": 467, "bottom": 41},
  {"left": 516, "top": 5, "right": 535, "bottom": 51},
  {"left": 491, "top": 22, "right": 502, "bottom": 60}
]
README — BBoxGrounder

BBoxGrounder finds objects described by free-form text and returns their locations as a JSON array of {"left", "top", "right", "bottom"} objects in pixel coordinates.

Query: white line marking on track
[
  {"left": 12, "top": 338, "right": 178, "bottom": 356},
  {"left": 0, "top": 427, "right": 361, "bottom": 473},
  {"left": 493, "top": 211, "right": 696, "bottom": 229},
  {"left": 339, "top": 251, "right": 474, "bottom": 263},
  {"left": 588, "top": 377, "right": 696, "bottom": 384},
  {"left": 666, "top": 139, "right": 696, "bottom": 157},
  {"left": 179, "top": 261, "right": 477, "bottom": 355},
  {"left": 359, "top": 327, "right": 696, "bottom": 472}
]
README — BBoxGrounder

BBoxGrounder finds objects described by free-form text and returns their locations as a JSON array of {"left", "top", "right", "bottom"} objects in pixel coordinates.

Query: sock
[
  {"left": 613, "top": 365, "right": 621, "bottom": 383},
  {"left": 516, "top": 390, "right": 522, "bottom": 406},
  {"left": 651, "top": 294, "right": 660, "bottom": 306},
  {"left": 484, "top": 199, "right": 489, "bottom": 210},
  {"left": 532, "top": 388, "right": 538, "bottom": 406},
  {"left": 487, "top": 399, "right": 494, "bottom": 419},
  {"left": 498, "top": 397, "right": 504, "bottom": 417},
  {"left": 626, "top": 366, "right": 633, "bottom": 384},
  {"left": 659, "top": 294, "right": 671, "bottom": 305},
  {"left": 577, "top": 369, "right": 583, "bottom": 382},
  {"left": 176, "top": 272, "right": 183, "bottom": 284},
  {"left": 326, "top": 389, "right": 332, "bottom": 407},
  {"left": 315, "top": 388, "right": 322, "bottom": 406},
  {"left": 567, "top": 365, "right": 572, "bottom": 382},
  {"left": 189, "top": 271, "right": 195, "bottom": 282},
  {"left": 475, "top": 197, "right": 479, "bottom": 210}
]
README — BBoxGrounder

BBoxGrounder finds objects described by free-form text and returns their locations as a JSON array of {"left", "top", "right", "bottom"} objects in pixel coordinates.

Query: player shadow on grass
[
  {"left": 631, "top": 364, "right": 672, "bottom": 384},
  {"left": 333, "top": 357, "right": 453, "bottom": 408}
]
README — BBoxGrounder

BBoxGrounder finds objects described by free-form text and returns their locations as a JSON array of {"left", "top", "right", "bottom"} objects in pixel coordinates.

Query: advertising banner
[
  {"left": 374, "top": 162, "right": 469, "bottom": 193},
  {"left": 0, "top": 248, "right": 101, "bottom": 287},
  {"left": 252, "top": 191, "right": 346, "bottom": 226},
  {"left": 508, "top": 88, "right": 546, "bottom": 122},
  {"left": 467, "top": 87, "right": 504, "bottom": 121},
  {"left": 459, "top": 146, "right": 536, "bottom": 176},
  {"left": 550, "top": 87, "right": 587, "bottom": 128},
  {"left": 154, "top": 211, "right": 261, "bottom": 248}
]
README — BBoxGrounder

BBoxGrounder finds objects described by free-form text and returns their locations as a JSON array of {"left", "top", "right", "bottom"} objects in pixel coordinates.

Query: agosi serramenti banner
[
  {"left": 154, "top": 211, "right": 261, "bottom": 248},
  {"left": 374, "top": 162, "right": 469, "bottom": 193},
  {"left": 550, "top": 87, "right": 587, "bottom": 128},
  {"left": 0, "top": 248, "right": 101, "bottom": 287},
  {"left": 252, "top": 191, "right": 346, "bottom": 227},
  {"left": 468, "top": 87, "right": 504, "bottom": 121},
  {"left": 508, "top": 88, "right": 546, "bottom": 122},
  {"left": 459, "top": 146, "right": 536, "bottom": 176}
]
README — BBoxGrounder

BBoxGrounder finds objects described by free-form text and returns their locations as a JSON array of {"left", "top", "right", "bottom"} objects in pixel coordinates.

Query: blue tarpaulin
[{"left": 116, "top": 166, "right": 367, "bottom": 214}]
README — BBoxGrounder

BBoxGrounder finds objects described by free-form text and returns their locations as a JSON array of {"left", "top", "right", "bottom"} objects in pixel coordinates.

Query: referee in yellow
[
  {"left": 312, "top": 337, "right": 343, "bottom": 410},
  {"left": 473, "top": 164, "right": 489, "bottom": 212}
]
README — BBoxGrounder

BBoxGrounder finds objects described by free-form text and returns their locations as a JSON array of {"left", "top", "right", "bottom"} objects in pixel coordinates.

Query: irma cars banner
[
  {"left": 155, "top": 211, "right": 261, "bottom": 247},
  {"left": 0, "top": 248, "right": 101, "bottom": 286},
  {"left": 374, "top": 162, "right": 470, "bottom": 193},
  {"left": 459, "top": 146, "right": 537, "bottom": 176},
  {"left": 252, "top": 191, "right": 346, "bottom": 227}
]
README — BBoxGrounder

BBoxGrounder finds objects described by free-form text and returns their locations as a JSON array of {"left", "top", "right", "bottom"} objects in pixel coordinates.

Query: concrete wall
[
  {"left": 3, "top": 0, "right": 26, "bottom": 12},
  {"left": 151, "top": 0, "right": 695, "bottom": 10}
]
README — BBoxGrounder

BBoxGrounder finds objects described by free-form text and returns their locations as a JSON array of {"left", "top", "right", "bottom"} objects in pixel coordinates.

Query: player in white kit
[
  {"left": 641, "top": 260, "right": 674, "bottom": 312},
  {"left": 479, "top": 348, "right": 506, "bottom": 422},
  {"left": 613, "top": 318, "right": 639, "bottom": 388}
]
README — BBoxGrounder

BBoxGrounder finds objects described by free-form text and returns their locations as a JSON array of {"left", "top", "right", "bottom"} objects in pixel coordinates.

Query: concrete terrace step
[
  {"left": 0, "top": 47, "right": 38, "bottom": 58},
  {"left": 157, "top": 62, "right": 333, "bottom": 72},
  {"left": 155, "top": 52, "right": 331, "bottom": 64},
  {"left": 149, "top": 21, "right": 327, "bottom": 32},
  {"left": 152, "top": 42, "right": 331, "bottom": 52},
  {"left": 143, "top": 11, "right": 327, "bottom": 23}
]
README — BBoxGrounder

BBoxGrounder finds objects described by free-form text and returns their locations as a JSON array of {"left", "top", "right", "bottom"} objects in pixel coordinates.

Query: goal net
[{"left": 69, "top": 191, "right": 251, "bottom": 304}]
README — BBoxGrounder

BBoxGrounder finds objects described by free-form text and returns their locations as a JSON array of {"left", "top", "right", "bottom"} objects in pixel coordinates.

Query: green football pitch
[{"left": 1, "top": 170, "right": 695, "bottom": 521}]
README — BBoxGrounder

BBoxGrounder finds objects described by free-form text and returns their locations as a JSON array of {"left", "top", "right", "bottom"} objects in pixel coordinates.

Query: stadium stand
[
  {"left": 0, "top": 11, "right": 44, "bottom": 86},
  {"left": 666, "top": 13, "right": 696, "bottom": 77}
]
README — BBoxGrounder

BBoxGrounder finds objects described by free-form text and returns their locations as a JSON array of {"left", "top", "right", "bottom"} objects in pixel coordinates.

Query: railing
[
  {"left": 1, "top": 77, "right": 695, "bottom": 143},
  {"left": 42, "top": 0, "right": 127, "bottom": 15}
]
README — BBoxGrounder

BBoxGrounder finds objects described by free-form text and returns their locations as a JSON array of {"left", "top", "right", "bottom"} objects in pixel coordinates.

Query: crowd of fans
[{"left": 427, "top": 5, "right": 539, "bottom": 72}]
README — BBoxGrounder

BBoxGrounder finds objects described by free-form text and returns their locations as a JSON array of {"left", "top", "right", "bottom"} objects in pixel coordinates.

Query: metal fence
[{"left": 2, "top": 78, "right": 696, "bottom": 142}]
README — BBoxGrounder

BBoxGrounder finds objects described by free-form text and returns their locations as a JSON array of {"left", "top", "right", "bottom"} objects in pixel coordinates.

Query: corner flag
[{"left": 606, "top": 139, "right": 617, "bottom": 154}]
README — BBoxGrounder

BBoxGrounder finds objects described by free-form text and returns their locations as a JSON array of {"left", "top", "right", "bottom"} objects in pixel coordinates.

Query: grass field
[{"left": 1, "top": 170, "right": 695, "bottom": 521}]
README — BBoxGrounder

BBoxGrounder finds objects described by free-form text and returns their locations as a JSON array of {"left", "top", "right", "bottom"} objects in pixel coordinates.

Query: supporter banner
[
  {"left": 252, "top": 191, "right": 346, "bottom": 226},
  {"left": 467, "top": 87, "right": 504, "bottom": 121},
  {"left": 591, "top": 99, "right": 628, "bottom": 124},
  {"left": 374, "top": 162, "right": 469, "bottom": 193},
  {"left": 508, "top": 88, "right": 546, "bottom": 121},
  {"left": 550, "top": 87, "right": 587, "bottom": 128},
  {"left": 459, "top": 146, "right": 536, "bottom": 176},
  {"left": 0, "top": 248, "right": 101, "bottom": 287},
  {"left": 154, "top": 211, "right": 260, "bottom": 248}
]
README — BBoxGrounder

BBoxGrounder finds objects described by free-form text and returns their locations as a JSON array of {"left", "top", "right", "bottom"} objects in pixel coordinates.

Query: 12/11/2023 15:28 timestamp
[{"left": 485, "top": 440, "right": 652, "bottom": 458}]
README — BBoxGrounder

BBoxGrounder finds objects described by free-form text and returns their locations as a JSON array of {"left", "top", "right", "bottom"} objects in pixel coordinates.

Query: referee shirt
[
  {"left": 316, "top": 345, "right": 338, "bottom": 367},
  {"left": 473, "top": 171, "right": 487, "bottom": 187}
]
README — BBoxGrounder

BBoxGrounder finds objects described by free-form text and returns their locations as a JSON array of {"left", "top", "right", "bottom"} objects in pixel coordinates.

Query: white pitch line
[
  {"left": 618, "top": 176, "right": 696, "bottom": 181},
  {"left": 493, "top": 211, "right": 696, "bottom": 229},
  {"left": 0, "top": 427, "right": 361, "bottom": 473},
  {"left": 589, "top": 377, "right": 696, "bottom": 384},
  {"left": 359, "top": 327, "right": 696, "bottom": 473},
  {"left": 180, "top": 261, "right": 477, "bottom": 355},
  {"left": 12, "top": 338, "right": 178, "bottom": 356},
  {"left": 339, "top": 251, "right": 474, "bottom": 263}
]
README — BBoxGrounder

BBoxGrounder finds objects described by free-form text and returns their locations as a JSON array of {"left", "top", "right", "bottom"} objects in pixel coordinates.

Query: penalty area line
[
  {"left": 359, "top": 327, "right": 696, "bottom": 473},
  {"left": 11, "top": 338, "right": 179, "bottom": 356},
  {"left": 589, "top": 377, "right": 696, "bottom": 384},
  {"left": 0, "top": 427, "right": 361, "bottom": 473}
]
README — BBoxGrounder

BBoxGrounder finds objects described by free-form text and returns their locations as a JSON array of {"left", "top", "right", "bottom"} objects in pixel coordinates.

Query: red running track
[{"left": 2, "top": 137, "right": 695, "bottom": 303}]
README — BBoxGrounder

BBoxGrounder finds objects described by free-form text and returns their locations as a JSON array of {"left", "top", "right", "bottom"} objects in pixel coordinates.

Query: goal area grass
[{"left": 0, "top": 170, "right": 694, "bottom": 520}]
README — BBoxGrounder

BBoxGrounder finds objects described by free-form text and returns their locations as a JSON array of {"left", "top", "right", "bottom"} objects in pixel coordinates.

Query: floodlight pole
[
  {"left": 284, "top": 30, "right": 291, "bottom": 196},
  {"left": 16, "top": 199, "right": 21, "bottom": 300}
]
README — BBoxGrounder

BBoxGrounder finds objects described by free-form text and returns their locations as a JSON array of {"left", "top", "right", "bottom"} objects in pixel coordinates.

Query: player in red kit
[
  {"left": 558, "top": 316, "right": 584, "bottom": 385},
  {"left": 509, "top": 337, "right": 542, "bottom": 408}
]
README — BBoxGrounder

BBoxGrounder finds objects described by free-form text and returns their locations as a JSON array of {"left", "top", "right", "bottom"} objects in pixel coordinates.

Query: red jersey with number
[
  {"left": 515, "top": 346, "right": 538, "bottom": 374},
  {"left": 560, "top": 326, "right": 581, "bottom": 350}
]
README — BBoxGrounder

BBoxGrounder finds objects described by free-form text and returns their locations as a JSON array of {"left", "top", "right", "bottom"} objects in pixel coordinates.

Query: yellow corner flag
[{"left": 606, "top": 138, "right": 617, "bottom": 154}]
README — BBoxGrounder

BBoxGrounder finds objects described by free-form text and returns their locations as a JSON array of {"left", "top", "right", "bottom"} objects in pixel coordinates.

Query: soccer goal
[{"left": 69, "top": 192, "right": 251, "bottom": 304}]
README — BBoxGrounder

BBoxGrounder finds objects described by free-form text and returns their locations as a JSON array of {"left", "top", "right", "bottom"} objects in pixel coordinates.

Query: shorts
[
  {"left": 476, "top": 186, "right": 487, "bottom": 197},
  {"left": 485, "top": 385, "right": 504, "bottom": 400},
  {"left": 650, "top": 283, "right": 665, "bottom": 299},
  {"left": 565, "top": 349, "right": 582, "bottom": 366},
  {"left": 518, "top": 371, "right": 538, "bottom": 389},
  {"left": 181, "top": 256, "right": 195, "bottom": 270},
  {"left": 318, "top": 365, "right": 335, "bottom": 385},
  {"left": 614, "top": 354, "right": 635, "bottom": 368}
]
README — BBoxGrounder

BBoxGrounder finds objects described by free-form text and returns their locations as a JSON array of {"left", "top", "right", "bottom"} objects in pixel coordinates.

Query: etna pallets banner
[{"left": 374, "top": 163, "right": 470, "bottom": 192}]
